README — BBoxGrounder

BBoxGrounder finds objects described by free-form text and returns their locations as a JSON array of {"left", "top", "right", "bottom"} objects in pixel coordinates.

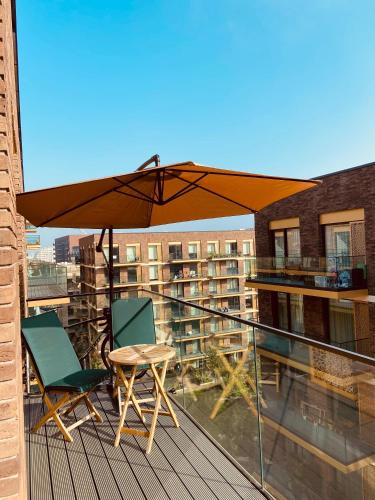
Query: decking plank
[
  {"left": 43, "top": 396, "right": 76, "bottom": 500},
  {"left": 96, "top": 390, "right": 170, "bottom": 500},
  {"left": 63, "top": 402, "right": 100, "bottom": 500},
  {"left": 88, "top": 392, "right": 146, "bottom": 500},
  {"left": 28, "top": 398, "right": 54, "bottom": 500},
  {"left": 26, "top": 389, "right": 266, "bottom": 500},
  {"left": 73, "top": 398, "right": 123, "bottom": 500}
]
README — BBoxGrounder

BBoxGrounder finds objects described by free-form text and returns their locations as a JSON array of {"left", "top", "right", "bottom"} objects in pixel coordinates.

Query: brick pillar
[{"left": 0, "top": 1, "right": 27, "bottom": 498}]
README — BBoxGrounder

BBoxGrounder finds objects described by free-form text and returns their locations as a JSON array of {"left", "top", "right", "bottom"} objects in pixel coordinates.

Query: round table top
[{"left": 108, "top": 344, "right": 176, "bottom": 366}]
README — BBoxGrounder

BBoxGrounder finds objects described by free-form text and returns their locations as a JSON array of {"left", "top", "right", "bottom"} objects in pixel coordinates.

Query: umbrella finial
[{"left": 137, "top": 154, "right": 160, "bottom": 171}]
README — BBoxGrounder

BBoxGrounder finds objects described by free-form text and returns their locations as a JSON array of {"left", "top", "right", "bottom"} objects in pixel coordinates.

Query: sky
[{"left": 17, "top": 0, "right": 375, "bottom": 247}]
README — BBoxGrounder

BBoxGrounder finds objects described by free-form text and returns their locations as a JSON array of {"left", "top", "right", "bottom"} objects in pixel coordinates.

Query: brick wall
[
  {"left": 0, "top": 1, "right": 26, "bottom": 498},
  {"left": 255, "top": 162, "right": 375, "bottom": 345}
]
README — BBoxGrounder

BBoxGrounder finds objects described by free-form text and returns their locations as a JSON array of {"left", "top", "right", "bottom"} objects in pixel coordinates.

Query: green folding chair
[
  {"left": 111, "top": 298, "right": 156, "bottom": 411},
  {"left": 22, "top": 310, "right": 111, "bottom": 442}
]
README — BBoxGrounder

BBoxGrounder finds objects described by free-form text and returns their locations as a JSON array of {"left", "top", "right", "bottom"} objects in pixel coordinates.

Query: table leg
[
  {"left": 146, "top": 362, "right": 164, "bottom": 454},
  {"left": 114, "top": 366, "right": 137, "bottom": 447},
  {"left": 151, "top": 362, "right": 179, "bottom": 429}
]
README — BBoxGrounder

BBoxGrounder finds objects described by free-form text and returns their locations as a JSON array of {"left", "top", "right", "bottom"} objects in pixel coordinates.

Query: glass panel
[
  {"left": 207, "top": 261, "right": 216, "bottom": 277},
  {"left": 286, "top": 228, "right": 301, "bottom": 258},
  {"left": 127, "top": 267, "right": 137, "bottom": 283},
  {"left": 103, "top": 244, "right": 119, "bottom": 263},
  {"left": 274, "top": 231, "right": 285, "bottom": 257},
  {"left": 148, "top": 245, "right": 158, "bottom": 261},
  {"left": 254, "top": 325, "right": 375, "bottom": 500},
  {"left": 325, "top": 224, "right": 351, "bottom": 257},
  {"left": 169, "top": 244, "right": 182, "bottom": 260},
  {"left": 188, "top": 243, "right": 198, "bottom": 258},
  {"left": 207, "top": 242, "right": 217, "bottom": 256},
  {"left": 329, "top": 299, "right": 355, "bottom": 346},
  {"left": 290, "top": 293, "right": 304, "bottom": 334},
  {"left": 277, "top": 292, "right": 288, "bottom": 330},
  {"left": 126, "top": 246, "right": 137, "bottom": 262},
  {"left": 149, "top": 265, "right": 158, "bottom": 281},
  {"left": 243, "top": 241, "right": 251, "bottom": 255}
]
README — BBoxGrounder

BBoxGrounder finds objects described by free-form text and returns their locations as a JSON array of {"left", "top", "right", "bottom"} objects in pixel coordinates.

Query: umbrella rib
[
  {"left": 113, "top": 176, "right": 157, "bottom": 204},
  {"left": 168, "top": 167, "right": 320, "bottom": 185},
  {"left": 38, "top": 184, "right": 124, "bottom": 226},
  {"left": 113, "top": 188, "right": 154, "bottom": 204},
  {"left": 166, "top": 170, "right": 258, "bottom": 213},
  {"left": 162, "top": 173, "right": 208, "bottom": 204}
]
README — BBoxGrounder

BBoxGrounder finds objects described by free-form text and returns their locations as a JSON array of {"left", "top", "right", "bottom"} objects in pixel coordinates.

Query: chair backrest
[
  {"left": 21, "top": 310, "right": 82, "bottom": 388},
  {"left": 112, "top": 298, "right": 156, "bottom": 349}
]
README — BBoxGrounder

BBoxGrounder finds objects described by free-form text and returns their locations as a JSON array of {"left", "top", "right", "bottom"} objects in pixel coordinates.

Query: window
[
  {"left": 286, "top": 229, "right": 301, "bottom": 258},
  {"left": 227, "top": 278, "right": 239, "bottom": 291},
  {"left": 277, "top": 293, "right": 288, "bottom": 330},
  {"left": 329, "top": 300, "right": 354, "bottom": 345},
  {"left": 189, "top": 263, "right": 198, "bottom": 277},
  {"left": 209, "top": 280, "right": 217, "bottom": 293},
  {"left": 190, "top": 281, "right": 199, "bottom": 296},
  {"left": 188, "top": 243, "right": 198, "bottom": 259},
  {"left": 169, "top": 244, "right": 182, "bottom": 260},
  {"left": 171, "top": 283, "right": 184, "bottom": 298},
  {"left": 103, "top": 244, "right": 119, "bottom": 263},
  {"left": 245, "top": 295, "right": 253, "bottom": 309},
  {"left": 126, "top": 246, "right": 137, "bottom": 263},
  {"left": 210, "top": 317, "right": 218, "bottom": 333},
  {"left": 170, "top": 264, "right": 183, "bottom": 279},
  {"left": 207, "top": 242, "right": 217, "bottom": 256},
  {"left": 207, "top": 261, "right": 216, "bottom": 277},
  {"left": 243, "top": 241, "right": 253, "bottom": 256},
  {"left": 273, "top": 228, "right": 301, "bottom": 267},
  {"left": 149, "top": 265, "right": 158, "bottom": 281},
  {"left": 226, "top": 260, "right": 238, "bottom": 275},
  {"left": 244, "top": 259, "right": 255, "bottom": 276},
  {"left": 290, "top": 295, "right": 304, "bottom": 334},
  {"left": 225, "top": 241, "right": 238, "bottom": 256},
  {"left": 127, "top": 267, "right": 137, "bottom": 283},
  {"left": 228, "top": 296, "right": 240, "bottom": 310},
  {"left": 148, "top": 245, "right": 158, "bottom": 261},
  {"left": 277, "top": 292, "right": 304, "bottom": 334},
  {"left": 105, "top": 268, "right": 120, "bottom": 284}
]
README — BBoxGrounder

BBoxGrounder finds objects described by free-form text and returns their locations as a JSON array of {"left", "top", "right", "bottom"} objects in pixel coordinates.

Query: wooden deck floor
[{"left": 24, "top": 385, "right": 266, "bottom": 500}]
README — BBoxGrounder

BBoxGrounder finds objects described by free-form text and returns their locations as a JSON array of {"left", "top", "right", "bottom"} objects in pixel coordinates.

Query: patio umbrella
[{"left": 17, "top": 157, "right": 320, "bottom": 349}]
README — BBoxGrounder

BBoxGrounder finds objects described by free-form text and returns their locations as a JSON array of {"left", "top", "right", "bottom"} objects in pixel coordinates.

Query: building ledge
[{"left": 246, "top": 279, "right": 368, "bottom": 299}]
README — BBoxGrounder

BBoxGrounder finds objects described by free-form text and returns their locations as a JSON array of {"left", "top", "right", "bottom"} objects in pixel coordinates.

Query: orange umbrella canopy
[{"left": 16, "top": 162, "right": 320, "bottom": 229}]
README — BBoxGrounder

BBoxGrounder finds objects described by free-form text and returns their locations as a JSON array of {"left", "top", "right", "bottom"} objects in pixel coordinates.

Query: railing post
[{"left": 252, "top": 326, "right": 265, "bottom": 489}]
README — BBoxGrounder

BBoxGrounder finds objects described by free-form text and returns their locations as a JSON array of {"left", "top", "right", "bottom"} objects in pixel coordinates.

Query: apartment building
[
  {"left": 80, "top": 229, "right": 257, "bottom": 365},
  {"left": 54, "top": 234, "right": 82, "bottom": 263},
  {"left": 247, "top": 162, "right": 375, "bottom": 355}
]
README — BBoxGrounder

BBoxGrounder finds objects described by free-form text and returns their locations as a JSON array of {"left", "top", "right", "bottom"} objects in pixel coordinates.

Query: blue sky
[{"left": 17, "top": 0, "right": 375, "bottom": 246}]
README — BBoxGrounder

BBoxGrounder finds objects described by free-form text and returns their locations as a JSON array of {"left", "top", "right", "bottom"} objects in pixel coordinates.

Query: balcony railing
[
  {"left": 247, "top": 255, "right": 367, "bottom": 291},
  {"left": 26, "top": 286, "right": 375, "bottom": 500}
]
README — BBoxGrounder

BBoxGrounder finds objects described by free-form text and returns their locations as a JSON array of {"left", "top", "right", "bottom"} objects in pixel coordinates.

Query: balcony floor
[{"left": 25, "top": 385, "right": 265, "bottom": 500}]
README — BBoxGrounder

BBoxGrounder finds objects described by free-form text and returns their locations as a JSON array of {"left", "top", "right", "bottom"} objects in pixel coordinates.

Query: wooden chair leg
[
  {"left": 84, "top": 394, "right": 103, "bottom": 423},
  {"left": 32, "top": 392, "right": 73, "bottom": 442}
]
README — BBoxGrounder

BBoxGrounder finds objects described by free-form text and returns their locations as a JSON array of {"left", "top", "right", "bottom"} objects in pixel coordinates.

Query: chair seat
[{"left": 46, "top": 369, "right": 111, "bottom": 393}]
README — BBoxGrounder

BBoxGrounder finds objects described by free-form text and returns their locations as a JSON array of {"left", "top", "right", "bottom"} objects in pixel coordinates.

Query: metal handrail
[{"left": 26, "top": 286, "right": 375, "bottom": 367}]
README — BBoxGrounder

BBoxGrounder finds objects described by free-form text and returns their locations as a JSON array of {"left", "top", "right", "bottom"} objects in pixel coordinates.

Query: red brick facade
[
  {"left": 255, "top": 162, "right": 375, "bottom": 349},
  {"left": 0, "top": 1, "right": 26, "bottom": 498}
]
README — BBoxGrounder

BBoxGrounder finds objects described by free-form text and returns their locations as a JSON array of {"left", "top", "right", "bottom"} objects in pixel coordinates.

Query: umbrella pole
[{"left": 108, "top": 227, "right": 114, "bottom": 352}]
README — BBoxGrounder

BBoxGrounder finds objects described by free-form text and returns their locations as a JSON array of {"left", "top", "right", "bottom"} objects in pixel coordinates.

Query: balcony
[
  {"left": 169, "top": 272, "right": 203, "bottom": 282},
  {"left": 25, "top": 288, "right": 375, "bottom": 500},
  {"left": 207, "top": 252, "right": 242, "bottom": 260},
  {"left": 246, "top": 255, "right": 368, "bottom": 299},
  {"left": 27, "top": 261, "right": 68, "bottom": 306}
]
